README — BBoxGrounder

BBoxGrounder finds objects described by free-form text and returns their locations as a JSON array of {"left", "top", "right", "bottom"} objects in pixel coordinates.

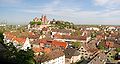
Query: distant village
[{"left": 0, "top": 15, "right": 120, "bottom": 64}]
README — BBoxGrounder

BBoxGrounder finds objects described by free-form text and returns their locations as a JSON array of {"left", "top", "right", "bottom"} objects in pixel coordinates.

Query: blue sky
[{"left": 0, "top": 0, "right": 120, "bottom": 25}]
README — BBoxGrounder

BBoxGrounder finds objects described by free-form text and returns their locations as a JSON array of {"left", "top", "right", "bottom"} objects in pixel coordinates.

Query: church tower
[{"left": 41, "top": 15, "right": 48, "bottom": 24}]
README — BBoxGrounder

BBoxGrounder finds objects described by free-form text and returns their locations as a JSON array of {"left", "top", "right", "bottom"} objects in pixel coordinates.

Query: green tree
[
  {"left": 30, "top": 21, "right": 42, "bottom": 25},
  {"left": 30, "top": 21, "right": 36, "bottom": 25},
  {"left": 90, "top": 32, "right": 97, "bottom": 39},
  {"left": 0, "top": 32, "right": 4, "bottom": 43},
  {"left": 116, "top": 48, "right": 120, "bottom": 52},
  {"left": 97, "top": 44, "right": 105, "bottom": 50},
  {"left": 72, "top": 42, "right": 81, "bottom": 48},
  {"left": 0, "top": 32, "right": 35, "bottom": 64},
  {"left": 15, "top": 49, "right": 35, "bottom": 64},
  {"left": 37, "top": 22, "right": 42, "bottom": 25}
]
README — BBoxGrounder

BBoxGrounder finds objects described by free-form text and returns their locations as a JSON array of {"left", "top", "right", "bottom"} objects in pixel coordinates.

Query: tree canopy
[
  {"left": 0, "top": 32, "right": 35, "bottom": 64},
  {"left": 71, "top": 42, "right": 81, "bottom": 48},
  {"left": 0, "top": 32, "right": 4, "bottom": 43},
  {"left": 53, "top": 21, "right": 74, "bottom": 29},
  {"left": 116, "top": 48, "right": 120, "bottom": 52},
  {"left": 30, "top": 21, "right": 42, "bottom": 25},
  {"left": 97, "top": 44, "right": 105, "bottom": 50}
]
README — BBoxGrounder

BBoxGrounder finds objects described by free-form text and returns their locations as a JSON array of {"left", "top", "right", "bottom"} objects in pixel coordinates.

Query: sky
[{"left": 0, "top": 0, "right": 120, "bottom": 25}]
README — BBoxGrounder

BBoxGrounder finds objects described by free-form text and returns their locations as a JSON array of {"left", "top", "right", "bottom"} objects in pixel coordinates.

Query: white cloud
[
  {"left": 0, "top": 0, "right": 120, "bottom": 25},
  {"left": 94, "top": 0, "right": 120, "bottom": 9},
  {"left": 94, "top": 0, "right": 120, "bottom": 5},
  {"left": 18, "top": 0, "right": 120, "bottom": 25},
  {"left": 94, "top": 0, "right": 109, "bottom": 6},
  {"left": 21, "top": 7, "right": 120, "bottom": 18},
  {"left": 98, "top": 10, "right": 120, "bottom": 18}
]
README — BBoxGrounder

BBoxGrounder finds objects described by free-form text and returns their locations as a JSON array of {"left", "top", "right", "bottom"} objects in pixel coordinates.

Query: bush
[
  {"left": 116, "top": 48, "right": 120, "bottom": 52},
  {"left": 30, "top": 21, "right": 42, "bottom": 25},
  {"left": 97, "top": 44, "right": 105, "bottom": 50},
  {"left": 72, "top": 42, "right": 81, "bottom": 48}
]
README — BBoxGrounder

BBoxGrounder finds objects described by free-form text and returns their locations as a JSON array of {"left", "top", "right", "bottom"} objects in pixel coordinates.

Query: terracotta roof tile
[
  {"left": 52, "top": 40, "right": 68, "bottom": 49},
  {"left": 32, "top": 47, "right": 42, "bottom": 53},
  {"left": 43, "top": 48, "right": 51, "bottom": 53},
  {"left": 53, "top": 33, "right": 62, "bottom": 38}
]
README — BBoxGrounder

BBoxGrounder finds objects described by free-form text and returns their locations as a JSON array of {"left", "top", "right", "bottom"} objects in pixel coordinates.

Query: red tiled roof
[
  {"left": 53, "top": 33, "right": 62, "bottom": 38},
  {"left": 44, "top": 48, "right": 51, "bottom": 53},
  {"left": 13, "top": 37, "right": 26, "bottom": 44},
  {"left": 32, "top": 46, "right": 51, "bottom": 53},
  {"left": 36, "top": 48, "right": 64, "bottom": 63},
  {"left": 52, "top": 40, "right": 68, "bottom": 48},
  {"left": 105, "top": 41, "right": 114, "bottom": 48},
  {"left": 61, "top": 35, "right": 87, "bottom": 40},
  {"left": 4, "top": 32, "right": 26, "bottom": 44},
  {"left": 96, "top": 35, "right": 103, "bottom": 39},
  {"left": 32, "top": 47, "right": 42, "bottom": 53},
  {"left": 39, "top": 39, "right": 47, "bottom": 43}
]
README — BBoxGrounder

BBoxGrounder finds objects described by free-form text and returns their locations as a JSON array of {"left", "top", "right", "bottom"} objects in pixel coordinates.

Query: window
[
  {"left": 109, "top": 53, "right": 111, "bottom": 55},
  {"left": 98, "top": 56, "right": 100, "bottom": 59},
  {"left": 90, "top": 55, "right": 92, "bottom": 56},
  {"left": 111, "top": 56, "right": 113, "bottom": 58},
  {"left": 67, "top": 60, "right": 69, "bottom": 62},
  {"left": 102, "top": 60, "right": 104, "bottom": 62},
  {"left": 91, "top": 62, "right": 93, "bottom": 64},
  {"left": 82, "top": 53, "right": 83, "bottom": 55},
  {"left": 94, "top": 59, "right": 96, "bottom": 61},
  {"left": 68, "top": 53, "right": 70, "bottom": 55},
  {"left": 85, "top": 56, "right": 87, "bottom": 58}
]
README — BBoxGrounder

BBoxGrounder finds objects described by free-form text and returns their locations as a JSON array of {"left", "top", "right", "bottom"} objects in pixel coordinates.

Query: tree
[
  {"left": 0, "top": 32, "right": 35, "bottom": 64},
  {"left": 37, "top": 22, "right": 42, "bottom": 25},
  {"left": 0, "top": 32, "right": 4, "bottom": 43},
  {"left": 72, "top": 42, "right": 81, "bottom": 48},
  {"left": 116, "top": 48, "right": 120, "bottom": 52},
  {"left": 91, "top": 32, "right": 97, "bottom": 38},
  {"left": 97, "top": 44, "right": 105, "bottom": 50},
  {"left": 30, "top": 21, "right": 36, "bottom": 25},
  {"left": 15, "top": 49, "right": 35, "bottom": 64},
  {"left": 30, "top": 21, "right": 41, "bottom": 25}
]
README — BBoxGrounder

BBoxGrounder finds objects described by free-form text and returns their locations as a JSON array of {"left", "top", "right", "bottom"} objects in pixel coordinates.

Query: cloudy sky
[{"left": 0, "top": 0, "right": 120, "bottom": 25}]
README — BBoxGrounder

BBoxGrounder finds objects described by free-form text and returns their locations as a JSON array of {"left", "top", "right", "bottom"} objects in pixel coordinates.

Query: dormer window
[
  {"left": 82, "top": 53, "right": 83, "bottom": 55},
  {"left": 98, "top": 56, "right": 100, "bottom": 59},
  {"left": 94, "top": 59, "right": 96, "bottom": 61},
  {"left": 109, "top": 53, "right": 111, "bottom": 55},
  {"left": 82, "top": 51, "right": 84, "bottom": 52},
  {"left": 102, "top": 60, "right": 104, "bottom": 62},
  {"left": 91, "top": 62, "right": 93, "bottom": 64},
  {"left": 68, "top": 53, "right": 70, "bottom": 55}
]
